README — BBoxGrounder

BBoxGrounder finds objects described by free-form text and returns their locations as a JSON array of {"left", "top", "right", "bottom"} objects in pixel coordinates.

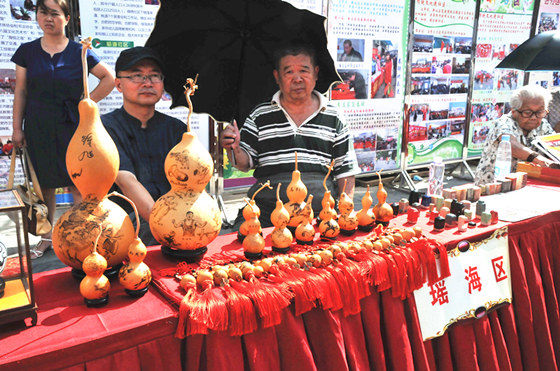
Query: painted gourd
[
  {"left": 356, "top": 185, "right": 376, "bottom": 232},
  {"left": 372, "top": 171, "right": 393, "bottom": 225},
  {"left": 270, "top": 183, "right": 293, "bottom": 253},
  {"left": 337, "top": 179, "right": 358, "bottom": 235},
  {"left": 53, "top": 38, "right": 132, "bottom": 270},
  {"left": 318, "top": 161, "right": 336, "bottom": 222},
  {"left": 79, "top": 230, "right": 110, "bottom": 307},
  {"left": 242, "top": 199, "right": 265, "bottom": 260},
  {"left": 295, "top": 195, "right": 315, "bottom": 245},
  {"left": 238, "top": 181, "right": 271, "bottom": 242},
  {"left": 286, "top": 152, "right": 307, "bottom": 229},
  {"left": 319, "top": 194, "right": 339, "bottom": 241},
  {"left": 149, "top": 78, "right": 221, "bottom": 259}
]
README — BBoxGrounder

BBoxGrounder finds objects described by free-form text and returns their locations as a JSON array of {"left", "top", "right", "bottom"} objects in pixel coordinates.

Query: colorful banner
[
  {"left": 413, "top": 227, "right": 511, "bottom": 341},
  {"left": 467, "top": 1, "right": 535, "bottom": 157},
  {"left": 406, "top": 0, "right": 476, "bottom": 166},
  {"left": 327, "top": 0, "right": 409, "bottom": 174}
]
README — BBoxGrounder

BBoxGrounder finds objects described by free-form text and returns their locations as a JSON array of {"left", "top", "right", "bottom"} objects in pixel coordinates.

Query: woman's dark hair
[{"left": 36, "top": 0, "right": 70, "bottom": 18}]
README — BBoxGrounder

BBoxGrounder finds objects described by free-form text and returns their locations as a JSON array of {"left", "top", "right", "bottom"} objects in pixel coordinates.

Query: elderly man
[
  {"left": 221, "top": 44, "right": 360, "bottom": 228},
  {"left": 340, "top": 40, "right": 363, "bottom": 62},
  {"left": 102, "top": 47, "right": 187, "bottom": 245},
  {"left": 475, "top": 84, "right": 556, "bottom": 185}
]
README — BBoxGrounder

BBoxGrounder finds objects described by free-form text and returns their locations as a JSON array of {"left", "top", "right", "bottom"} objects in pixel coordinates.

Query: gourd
[
  {"left": 53, "top": 38, "right": 133, "bottom": 273},
  {"left": 356, "top": 185, "right": 376, "bottom": 232},
  {"left": 238, "top": 181, "right": 271, "bottom": 242},
  {"left": 79, "top": 229, "right": 110, "bottom": 307},
  {"left": 295, "top": 195, "right": 315, "bottom": 245},
  {"left": 337, "top": 179, "right": 358, "bottom": 235},
  {"left": 149, "top": 77, "right": 222, "bottom": 261},
  {"left": 286, "top": 152, "right": 307, "bottom": 230},
  {"left": 318, "top": 161, "right": 336, "bottom": 223},
  {"left": 318, "top": 194, "right": 339, "bottom": 241},
  {"left": 242, "top": 199, "right": 265, "bottom": 260},
  {"left": 372, "top": 171, "right": 393, "bottom": 226},
  {"left": 270, "top": 183, "right": 293, "bottom": 253}
]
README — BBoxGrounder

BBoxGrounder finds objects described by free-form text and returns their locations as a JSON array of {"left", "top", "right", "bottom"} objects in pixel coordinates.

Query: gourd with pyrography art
[
  {"left": 318, "top": 191, "right": 339, "bottom": 241},
  {"left": 356, "top": 185, "right": 376, "bottom": 232},
  {"left": 338, "top": 179, "right": 358, "bottom": 236},
  {"left": 242, "top": 199, "right": 265, "bottom": 260},
  {"left": 372, "top": 171, "right": 393, "bottom": 226},
  {"left": 270, "top": 183, "right": 293, "bottom": 253},
  {"left": 53, "top": 38, "right": 134, "bottom": 273},
  {"left": 238, "top": 181, "right": 272, "bottom": 242},
  {"left": 149, "top": 77, "right": 222, "bottom": 260},
  {"left": 318, "top": 161, "right": 336, "bottom": 223},
  {"left": 286, "top": 152, "right": 307, "bottom": 230},
  {"left": 80, "top": 228, "right": 110, "bottom": 307},
  {"left": 295, "top": 195, "right": 315, "bottom": 245}
]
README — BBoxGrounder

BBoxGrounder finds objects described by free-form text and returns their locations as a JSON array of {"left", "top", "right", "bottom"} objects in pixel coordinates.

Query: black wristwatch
[{"left": 526, "top": 152, "right": 539, "bottom": 163}]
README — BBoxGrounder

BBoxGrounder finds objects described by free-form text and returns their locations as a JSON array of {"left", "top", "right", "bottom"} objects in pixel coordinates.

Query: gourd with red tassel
[
  {"left": 118, "top": 195, "right": 152, "bottom": 298},
  {"left": 286, "top": 152, "right": 307, "bottom": 232},
  {"left": 150, "top": 77, "right": 222, "bottom": 261},
  {"left": 53, "top": 38, "right": 134, "bottom": 277},
  {"left": 356, "top": 185, "right": 376, "bottom": 232},
  {"left": 337, "top": 179, "right": 358, "bottom": 236},
  {"left": 79, "top": 228, "right": 110, "bottom": 307},
  {"left": 318, "top": 161, "right": 336, "bottom": 223},
  {"left": 318, "top": 193, "right": 340, "bottom": 241},
  {"left": 242, "top": 199, "right": 265, "bottom": 260},
  {"left": 372, "top": 171, "right": 394, "bottom": 226},
  {"left": 270, "top": 183, "right": 293, "bottom": 253},
  {"left": 238, "top": 181, "right": 272, "bottom": 242},
  {"left": 295, "top": 195, "right": 315, "bottom": 245}
]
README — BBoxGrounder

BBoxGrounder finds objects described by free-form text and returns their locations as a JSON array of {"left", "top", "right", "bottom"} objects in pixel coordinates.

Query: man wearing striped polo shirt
[{"left": 221, "top": 44, "right": 360, "bottom": 228}]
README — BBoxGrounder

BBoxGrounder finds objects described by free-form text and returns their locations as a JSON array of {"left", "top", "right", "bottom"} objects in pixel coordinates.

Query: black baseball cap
[{"left": 115, "top": 47, "right": 164, "bottom": 74}]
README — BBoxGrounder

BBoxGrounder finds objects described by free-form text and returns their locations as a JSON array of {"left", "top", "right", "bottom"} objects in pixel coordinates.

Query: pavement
[{"left": 2, "top": 160, "right": 478, "bottom": 274}]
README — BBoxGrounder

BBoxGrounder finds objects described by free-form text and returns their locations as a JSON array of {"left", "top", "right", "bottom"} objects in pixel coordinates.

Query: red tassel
[
  {"left": 433, "top": 239, "right": 451, "bottom": 280},
  {"left": 177, "top": 289, "right": 211, "bottom": 337},
  {"left": 267, "top": 268, "right": 317, "bottom": 316},
  {"left": 389, "top": 250, "right": 407, "bottom": 299},
  {"left": 308, "top": 266, "right": 343, "bottom": 311},
  {"left": 222, "top": 283, "right": 257, "bottom": 336},
  {"left": 189, "top": 285, "right": 229, "bottom": 333}
]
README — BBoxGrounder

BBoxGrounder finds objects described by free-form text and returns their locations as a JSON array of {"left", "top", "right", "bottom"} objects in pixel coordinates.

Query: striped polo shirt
[{"left": 239, "top": 91, "right": 360, "bottom": 180}]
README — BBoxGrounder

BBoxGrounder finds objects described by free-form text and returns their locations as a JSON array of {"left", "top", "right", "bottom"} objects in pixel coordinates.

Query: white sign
[{"left": 413, "top": 226, "right": 511, "bottom": 340}]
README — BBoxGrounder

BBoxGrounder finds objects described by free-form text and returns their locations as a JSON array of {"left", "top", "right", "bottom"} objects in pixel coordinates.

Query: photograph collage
[{"left": 353, "top": 126, "right": 399, "bottom": 172}]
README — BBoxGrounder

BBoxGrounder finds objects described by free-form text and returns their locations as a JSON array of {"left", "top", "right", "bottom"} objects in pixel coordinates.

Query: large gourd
[
  {"left": 286, "top": 152, "right": 307, "bottom": 231},
  {"left": 337, "top": 179, "right": 358, "bottom": 235},
  {"left": 372, "top": 171, "right": 393, "bottom": 226},
  {"left": 270, "top": 183, "right": 293, "bottom": 253},
  {"left": 238, "top": 182, "right": 271, "bottom": 242},
  {"left": 356, "top": 185, "right": 376, "bottom": 232},
  {"left": 149, "top": 78, "right": 222, "bottom": 261},
  {"left": 53, "top": 38, "right": 134, "bottom": 274}
]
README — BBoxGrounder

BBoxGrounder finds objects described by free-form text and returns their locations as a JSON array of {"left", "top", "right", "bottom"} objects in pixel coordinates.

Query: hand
[
  {"left": 220, "top": 120, "right": 240, "bottom": 150},
  {"left": 12, "top": 128, "right": 25, "bottom": 148},
  {"left": 533, "top": 155, "right": 554, "bottom": 168}
]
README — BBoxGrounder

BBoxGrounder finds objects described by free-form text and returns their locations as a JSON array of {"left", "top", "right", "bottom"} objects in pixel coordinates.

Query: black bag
[{"left": 7, "top": 148, "right": 52, "bottom": 236}]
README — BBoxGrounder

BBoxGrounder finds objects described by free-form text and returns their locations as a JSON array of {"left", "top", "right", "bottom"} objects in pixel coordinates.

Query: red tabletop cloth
[{"left": 0, "top": 267, "right": 181, "bottom": 371}]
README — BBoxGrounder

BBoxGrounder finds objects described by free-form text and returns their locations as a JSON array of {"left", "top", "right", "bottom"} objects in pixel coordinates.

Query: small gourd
[
  {"left": 270, "top": 183, "right": 293, "bottom": 253},
  {"left": 79, "top": 229, "right": 110, "bottom": 307},
  {"left": 119, "top": 197, "right": 152, "bottom": 298},
  {"left": 372, "top": 171, "right": 393, "bottom": 226},
  {"left": 295, "top": 195, "right": 315, "bottom": 245},
  {"left": 286, "top": 152, "right": 308, "bottom": 230},
  {"left": 318, "top": 161, "right": 336, "bottom": 223},
  {"left": 356, "top": 185, "right": 376, "bottom": 232},
  {"left": 242, "top": 199, "right": 265, "bottom": 260},
  {"left": 318, "top": 194, "right": 340, "bottom": 241},
  {"left": 337, "top": 179, "right": 358, "bottom": 236},
  {"left": 238, "top": 181, "right": 272, "bottom": 242}
]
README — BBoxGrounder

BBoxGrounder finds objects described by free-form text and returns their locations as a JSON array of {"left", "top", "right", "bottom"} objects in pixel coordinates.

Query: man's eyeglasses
[
  {"left": 516, "top": 109, "right": 548, "bottom": 118},
  {"left": 117, "top": 73, "right": 164, "bottom": 84}
]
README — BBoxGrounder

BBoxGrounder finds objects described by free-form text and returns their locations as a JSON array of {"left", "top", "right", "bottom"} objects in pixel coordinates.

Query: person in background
[
  {"left": 339, "top": 39, "right": 363, "bottom": 62},
  {"left": 11, "top": 0, "right": 114, "bottom": 259},
  {"left": 221, "top": 44, "right": 360, "bottom": 229},
  {"left": 102, "top": 47, "right": 187, "bottom": 246},
  {"left": 348, "top": 71, "right": 367, "bottom": 99},
  {"left": 383, "top": 54, "right": 393, "bottom": 98},
  {"left": 2, "top": 140, "right": 13, "bottom": 156},
  {"left": 475, "top": 84, "right": 556, "bottom": 185}
]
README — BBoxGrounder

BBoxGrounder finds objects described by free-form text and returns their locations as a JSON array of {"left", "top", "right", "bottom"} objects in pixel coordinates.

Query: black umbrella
[
  {"left": 495, "top": 30, "right": 560, "bottom": 71},
  {"left": 145, "top": 0, "right": 340, "bottom": 125}
]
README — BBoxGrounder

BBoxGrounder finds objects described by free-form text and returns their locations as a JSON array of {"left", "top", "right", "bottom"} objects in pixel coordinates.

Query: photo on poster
[
  {"left": 430, "top": 76, "right": 450, "bottom": 95},
  {"left": 145, "top": 0, "right": 159, "bottom": 4},
  {"left": 452, "top": 56, "right": 471, "bottom": 74},
  {"left": 356, "top": 150, "right": 376, "bottom": 172},
  {"left": 448, "top": 102, "right": 466, "bottom": 119},
  {"left": 371, "top": 41, "right": 397, "bottom": 99},
  {"left": 471, "top": 122, "right": 490, "bottom": 144},
  {"left": 0, "top": 70, "right": 16, "bottom": 95},
  {"left": 450, "top": 119, "right": 466, "bottom": 137},
  {"left": 411, "top": 55, "right": 431, "bottom": 74},
  {"left": 413, "top": 34, "right": 434, "bottom": 52},
  {"left": 454, "top": 37, "right": 472, "bottom": 54},
  {"left": 491, "top": 44, "right": 508, "bottom": 61},
  {"left": 375, "top": 127, "right": 398, "bottom": 151},
  {"left": 474, "top": 70, "right": 494, "bottom": 90},
  {"left": 10, "top": 0, "right": 36, "bottom": 21},
  {"left": 433, "top": 36, "right": 454, "bottom": 54},
  {"left": 409, "top": 103, "right": 430, "bottom": 123},
  {"left": 408, "top": 122, "right": 428, "bottom": 142},
  {"left": 337, "top": 38, "right": 365, "bottom": 62},
  {"left": 375, "top": 150, "right": 397, "bottom": 171},
  {"left": 431, "top": 55, "right": 453, "bottom": 74},
  {"left": 427, "top": 121, "right": 449, "bottom": 140},
  {"left": 411, "top": 77, "right": 431, "bottom": 95},
  {"left": 495, "top": 70, "right": 519, "bottom": 91},
  {"left": 538, "top": 12, "right": 559, "bottom": 33},
  {"left": 476, "top": 43, "right": 492, "bottom": 59},
  {"left": 429, "top": 102, "right": 449, "bottom": 121},
  {"left": 331, "top": 69, "right": 368, "bottom": 100},
  {"left": 554, "top": 72, "right": 560, "bottom": 86},
  {"left": 450, "top": 76, "right": 468, "bottom": 93},
  {"left": 353, "top": 132, "right": 376, "bottom": 151}
]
